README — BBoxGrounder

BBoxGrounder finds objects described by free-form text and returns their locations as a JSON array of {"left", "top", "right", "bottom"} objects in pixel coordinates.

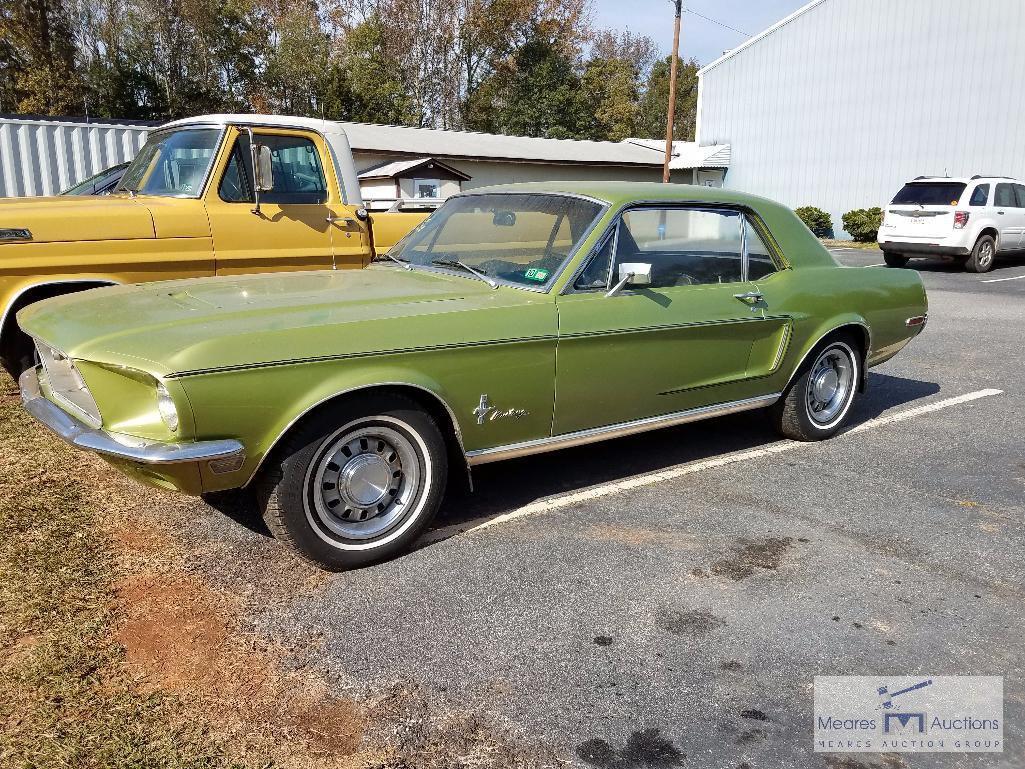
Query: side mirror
[
  {"left": 253, "top": 144, "right": 274, "bottom": 191},
  {"left": 606, "top": 262, "right": 653, "bottom": 297}
]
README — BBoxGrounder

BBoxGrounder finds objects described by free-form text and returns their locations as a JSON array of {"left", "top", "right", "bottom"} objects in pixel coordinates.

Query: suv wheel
[
  {"left": 965, "top": 235, "right": 996, "bottom": 273},
  {"left": 256, "top": 395, "right": 448, "bottom": 569},
  {"left": 883, "top": 252, "right": 909, "bottom": 268}
]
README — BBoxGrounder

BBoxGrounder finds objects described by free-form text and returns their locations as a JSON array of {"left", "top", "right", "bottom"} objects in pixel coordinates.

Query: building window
[{"left": 414, "top": 178, "right": 441, "bottom": 198}]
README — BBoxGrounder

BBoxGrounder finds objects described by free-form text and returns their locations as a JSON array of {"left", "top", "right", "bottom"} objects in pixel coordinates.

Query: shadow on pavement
[{"left": 201, "top": 372, "right": 940, "bottom": 545}]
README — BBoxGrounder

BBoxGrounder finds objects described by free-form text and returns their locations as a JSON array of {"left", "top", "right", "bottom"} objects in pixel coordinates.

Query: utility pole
[{"left": 663, "top": 0, "right": 683, "bottom": 183}]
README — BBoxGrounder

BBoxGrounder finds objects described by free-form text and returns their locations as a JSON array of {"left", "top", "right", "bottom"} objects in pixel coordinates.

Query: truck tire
[
  {"left": 965, "top": 235, "right": 996, "bottom": 273},
  {"left": 255, "top": 394, "right": 447, "bottom": 569},
  {"left": 882, "top": 252, "right": 908, "bottom": 268}
]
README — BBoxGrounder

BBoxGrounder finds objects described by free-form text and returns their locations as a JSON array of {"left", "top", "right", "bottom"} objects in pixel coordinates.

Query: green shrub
[
  {"left": 794, "top": 206, "right": 834, "bottom": 238},
  {"left": 842, "top": 207, "right": 884, "bottom": 242}
]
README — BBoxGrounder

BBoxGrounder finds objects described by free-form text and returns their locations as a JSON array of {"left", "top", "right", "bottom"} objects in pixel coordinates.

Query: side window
[
  {"left": 969, "top": 184, "right": 990, "bottom": 207},
  {"left": 218, "top": 133, "right": 328, "bottom": 205},
  {"left": 745, "top": 217, "right": 778, "bottom": 280},
  {"left": 615, "top": 208, "right": 743, "bottom": 288},
  {"left": 573, "top": 229, "right": 615, "bottom": 290},
  {"left": 1015, "top": 184, "right": 1025, "bottom": 208},
  {"left": 994, "top": 183, "right": 1016, "bottom": 207}
]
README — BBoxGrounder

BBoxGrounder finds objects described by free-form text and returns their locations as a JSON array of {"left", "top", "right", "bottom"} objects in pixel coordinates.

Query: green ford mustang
[{"left": 18, "top": 182, "right": 927, "bottom": 569}]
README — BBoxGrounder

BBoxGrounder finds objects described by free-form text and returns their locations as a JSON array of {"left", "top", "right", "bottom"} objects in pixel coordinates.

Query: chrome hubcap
[
  {"left": 310, "top": 425, "right": 420, "bottom": 540},
  {"left": 806, "top": 345, "right": 854, "bottom": 425}
]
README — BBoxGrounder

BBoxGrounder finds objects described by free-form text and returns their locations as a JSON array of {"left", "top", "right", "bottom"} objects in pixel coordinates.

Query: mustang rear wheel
[
  {"left": 771, "top": 336, "right": 860, "bottom": 441},
  {"left": 256, "top": 395, "right": 447, "bottom": 569}
]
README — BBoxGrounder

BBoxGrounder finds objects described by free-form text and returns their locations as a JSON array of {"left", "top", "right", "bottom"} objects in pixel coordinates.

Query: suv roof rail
[{"left": 970, "top": 174, "right": 1013, "bottom": 180}]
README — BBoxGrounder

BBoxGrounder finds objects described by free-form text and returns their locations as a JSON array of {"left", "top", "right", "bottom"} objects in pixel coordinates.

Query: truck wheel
[
  {"left": 965, "top": 235, "right": 996, "bottom": 273},
  {"left": 255, "top": 395, "right": 447, "bottom": 570},
  {"left": 771, "top": 335, "right": 860, "bottom": 441},
  {"left": 882, "top": 252, "right": 908, "bottom": 268}
]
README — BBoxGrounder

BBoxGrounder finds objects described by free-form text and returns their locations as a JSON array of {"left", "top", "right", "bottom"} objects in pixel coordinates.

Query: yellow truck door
[{"left": 204, "top": 127, "right": 368, "bottom": 274}]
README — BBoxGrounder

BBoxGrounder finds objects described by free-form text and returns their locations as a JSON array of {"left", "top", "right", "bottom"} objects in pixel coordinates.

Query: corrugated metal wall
[
  {"left": 0, "top": 118, "right": 151, "bottom": 197},
  {"left": 697, "top": 0, "right": 1025, "bottom": 236}
]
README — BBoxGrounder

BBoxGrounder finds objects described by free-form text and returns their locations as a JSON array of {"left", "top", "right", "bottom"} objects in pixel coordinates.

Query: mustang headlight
[{"left": 155, "top": 381, "right": 179, "bottom": 432}]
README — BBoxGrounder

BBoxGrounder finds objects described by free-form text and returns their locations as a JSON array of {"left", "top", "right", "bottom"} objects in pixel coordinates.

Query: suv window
[
  {"left": 891, "top": 182, "right": 967, "bottom": 206},
  {"left": 1015, "top": 184, "right": 1025, "bottom": 208},
  {"left": 995, "top": 183, "right": 1017, "bottom": 208},
  {"left": 969, "top": 184, "right": 990, "bottom": 206},
  {"left": 219, "top": 133, "right": 328, "bottom": 205},
  {"left": 614, "top": 208, "right": 744, "bottom": 288}
]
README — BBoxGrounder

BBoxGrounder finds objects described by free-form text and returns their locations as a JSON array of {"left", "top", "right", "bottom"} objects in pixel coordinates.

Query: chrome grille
[{"left": 35, "top": 342, "right": 102, "bottom": 428}]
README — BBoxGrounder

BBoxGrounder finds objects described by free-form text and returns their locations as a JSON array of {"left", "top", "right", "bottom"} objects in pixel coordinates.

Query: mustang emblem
[{"left": 473, "top": 394, "right": 529, "bottom": 425}]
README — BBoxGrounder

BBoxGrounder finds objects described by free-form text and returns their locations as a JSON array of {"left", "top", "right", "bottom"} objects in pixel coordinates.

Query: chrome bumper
[{"left": 19, "top": 367, "right": 245, "bottom": 466}]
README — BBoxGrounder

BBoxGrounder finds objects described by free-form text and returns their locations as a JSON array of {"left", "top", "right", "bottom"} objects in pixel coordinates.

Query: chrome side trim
[
  {"left": 20, "top": 368, "right": 244, "bottom": 466},
  {"left": 0, "top": 228, "right": 32, "bottom": 242},
  {"left": 465, "top": 393, "right": 780, "bottom": 466}
]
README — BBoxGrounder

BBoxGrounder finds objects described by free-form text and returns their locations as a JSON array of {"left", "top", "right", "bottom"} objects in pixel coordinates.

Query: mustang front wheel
[
  {"left": 771, "top": 336, "right": 860, "bottom": 441},
  {"left": 256, "top": 395, "right": 447, "bottom": 569}
]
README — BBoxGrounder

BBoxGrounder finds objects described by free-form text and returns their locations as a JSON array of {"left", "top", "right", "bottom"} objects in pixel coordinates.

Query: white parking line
[
  {"left": 425, "top": 389, "right": 1003, "bottom": 541},
  {"left": 981, "top": 274, "right": 1025, "bottom": 283},
  {"left": 864, "top": 263, "right": 886, "bottom": 267}
]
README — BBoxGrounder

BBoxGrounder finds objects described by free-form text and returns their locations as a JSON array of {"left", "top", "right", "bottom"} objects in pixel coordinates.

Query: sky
[{"left": 591, "top": 0, "right": 810, "bottom": 65}]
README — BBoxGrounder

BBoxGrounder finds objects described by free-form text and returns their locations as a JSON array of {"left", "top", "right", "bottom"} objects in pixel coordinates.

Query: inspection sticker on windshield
[
  {"left": 524, "top": 268, "right": 549, "bottom": 282},
  {"left": 814, "top": 676, "right": 1003, "bottom": 752}
]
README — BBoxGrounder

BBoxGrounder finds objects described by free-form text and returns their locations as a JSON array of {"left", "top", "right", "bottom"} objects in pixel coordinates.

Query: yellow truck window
[{"left": 218, "top": 133, "right": 328, "bottom": 205}]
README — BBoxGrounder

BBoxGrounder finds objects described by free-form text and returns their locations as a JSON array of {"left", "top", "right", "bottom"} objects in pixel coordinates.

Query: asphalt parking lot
[{"left": 179, "top": 247, "right": 1025, "bottom": 768}]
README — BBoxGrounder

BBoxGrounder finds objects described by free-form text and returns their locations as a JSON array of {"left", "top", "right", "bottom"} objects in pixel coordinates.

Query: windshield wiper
[
  {"left": 372, "top": 251, "right": 413, "bottom": 270},
  {"left": 431, "top": 259, "right": 498, "bottom": 289}
]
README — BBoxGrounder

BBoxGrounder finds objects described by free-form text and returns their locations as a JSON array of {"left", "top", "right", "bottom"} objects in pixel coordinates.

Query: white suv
[{"left": 878, "top": 176, "right": 1025, "bottom": 272}]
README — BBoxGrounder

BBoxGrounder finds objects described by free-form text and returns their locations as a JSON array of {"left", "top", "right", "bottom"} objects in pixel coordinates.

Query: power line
[{"left": 684, "top": 7, "right": 750, "bottom": 37}]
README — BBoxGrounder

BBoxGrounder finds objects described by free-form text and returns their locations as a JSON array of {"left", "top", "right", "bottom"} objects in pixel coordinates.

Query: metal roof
[
  {"left": 622, "top": 139, "right": 732, "bottom": 169},
  {"left": 357, "top": 157, "right": 471, "bottom": 181},
  {"left": 163, "top": 114, "right": 671, "bottom": 167}
]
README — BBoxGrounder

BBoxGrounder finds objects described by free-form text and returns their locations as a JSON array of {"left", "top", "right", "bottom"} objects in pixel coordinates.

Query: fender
[
  {"left": 781, "top": 315, "right": 872, "bottom": 394},
  {"left": 1, "top": 278, "right": 121, "bottom": 340}
]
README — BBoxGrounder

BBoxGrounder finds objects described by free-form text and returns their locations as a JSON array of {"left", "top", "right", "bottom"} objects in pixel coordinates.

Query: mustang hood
[
  {"left": 18, "top": 267, "right": 538, "bottom": 375},
  {"left": 0, "top": 195, "right": 154, "bottom": 243}
]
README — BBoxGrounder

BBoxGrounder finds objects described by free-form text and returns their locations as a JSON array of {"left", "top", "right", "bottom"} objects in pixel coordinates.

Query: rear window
[
  {"left": 969, "top": 184, "right": 990, "bottom": 206},
  {"left": 891, "top": 182, "right": 967, "bottom": 206}
]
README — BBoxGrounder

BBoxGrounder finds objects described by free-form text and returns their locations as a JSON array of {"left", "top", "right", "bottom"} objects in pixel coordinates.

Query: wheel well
[
  {"left": 977, "top": 227, "right": 998, "bottom": 246},
  {"left": 262, "top": 383, "right": 470, "bottom": 491},
  {"left": 817, "top": 324, "right": 869, "bottom": 391},
  {"left": 0, "top": 281, "right": 115, "bottom": 373}
]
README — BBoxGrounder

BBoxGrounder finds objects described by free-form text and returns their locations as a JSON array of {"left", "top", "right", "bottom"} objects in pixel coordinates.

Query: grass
[
  {"left": 820, "top": 238, "right": 881, "bottom": 250},
  {"left": 0, "top": 373, "right": 241, "bottom": 769}
]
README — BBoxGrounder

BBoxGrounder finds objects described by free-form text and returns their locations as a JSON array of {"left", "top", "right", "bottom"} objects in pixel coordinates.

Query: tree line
[{"left": 0, "top": 0, "right": 700, "bottom": 142}]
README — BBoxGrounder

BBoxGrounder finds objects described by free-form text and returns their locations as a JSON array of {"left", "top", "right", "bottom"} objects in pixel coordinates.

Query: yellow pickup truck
[{"left": 0, "top": 114, "right": 429, "bottom": 376}]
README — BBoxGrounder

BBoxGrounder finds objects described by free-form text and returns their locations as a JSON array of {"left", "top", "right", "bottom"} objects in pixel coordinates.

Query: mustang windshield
[
  {"left": 390, "top": 193, "right": 603, "bottom": 288},
  {"left": 117, "top": 128, "right": 221, "bottom": 198}
]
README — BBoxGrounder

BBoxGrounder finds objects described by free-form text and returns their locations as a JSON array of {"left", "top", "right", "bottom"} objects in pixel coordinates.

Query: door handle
[
  {"left": 326, "top": 214, "right": 358, "bottom": 226},
  {"left": 733, "top": 291, "right": 764, "bottom": 303}
]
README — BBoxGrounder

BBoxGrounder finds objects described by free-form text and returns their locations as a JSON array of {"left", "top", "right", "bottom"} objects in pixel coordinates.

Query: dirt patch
[
  {"left": 709, "top": 537, "right": 794, "bottom": 581},
  {"left": 116, "top": 570, "right": 366, "bottom": 766},
  {"left": 581, "top": 523, "right": 696, "bottom": 550}
]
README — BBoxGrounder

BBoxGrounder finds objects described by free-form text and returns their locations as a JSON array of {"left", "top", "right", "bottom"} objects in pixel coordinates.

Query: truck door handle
[
  {"left": 734, "top": 291, "right": 764, "bottom": 303},
  {"left": 326, "top": 214, "right": 357, "bottom": 226}
]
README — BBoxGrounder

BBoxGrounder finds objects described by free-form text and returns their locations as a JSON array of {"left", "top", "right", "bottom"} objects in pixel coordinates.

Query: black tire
[
  {"left": 965, "top": 235, "right": 996, "bottom": 273},
  {"left": 255, "top": 394, "right": 447, "bottom": 569},
  {"left": 770, "top": 334, "right": 861, "bottom": 441},
  {"left": 882, "top": 252, "right": 909, "bottom": 268},
  {"left": 1, "top": 328, "right": 36, "bottom": 379}
]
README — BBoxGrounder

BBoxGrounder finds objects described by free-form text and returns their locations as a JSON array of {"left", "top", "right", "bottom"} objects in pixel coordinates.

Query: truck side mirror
[{"left": 253, "top": 145, "right": 274, "bottom": 192}]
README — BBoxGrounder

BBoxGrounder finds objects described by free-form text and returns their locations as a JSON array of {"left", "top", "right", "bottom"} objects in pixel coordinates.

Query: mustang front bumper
[{"left": 19, "top": 367, "right": 244, "bottom": 466}]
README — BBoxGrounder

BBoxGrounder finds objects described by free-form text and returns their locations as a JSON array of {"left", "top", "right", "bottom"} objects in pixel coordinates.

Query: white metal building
[
  {"left": 0, "top": 114, "right": 731, "bottom": 202},
  {"left": 696, "top": 0, "right": 1025, "bottom": 236},
  {"left": 0, "top": 116, "right": 152, "bottom": 197}
]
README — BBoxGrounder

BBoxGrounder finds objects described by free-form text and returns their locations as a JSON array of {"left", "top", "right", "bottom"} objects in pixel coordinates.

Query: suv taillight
[{"left": 953, "top": 211, "right": 970, "bottom": 229}]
